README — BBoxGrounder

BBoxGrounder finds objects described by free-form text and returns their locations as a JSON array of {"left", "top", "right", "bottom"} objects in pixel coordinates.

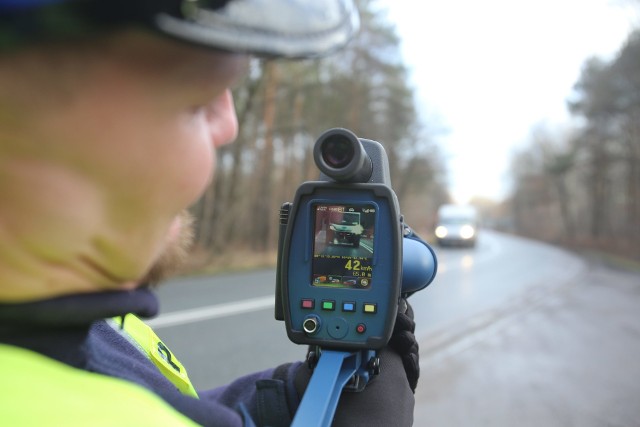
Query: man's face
[{"left": 1, "top": 29, "right": 249, "bottom": 298}]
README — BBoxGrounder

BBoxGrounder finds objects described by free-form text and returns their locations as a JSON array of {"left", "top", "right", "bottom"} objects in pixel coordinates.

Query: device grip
[{"left": 275, "top": 203, "right": 292, "bottom": 321}]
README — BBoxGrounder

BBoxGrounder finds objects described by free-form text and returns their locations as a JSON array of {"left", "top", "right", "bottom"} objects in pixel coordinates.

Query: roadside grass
[
  {"left": 182, "top": 227, "right": 439, "bottom": 278},
  {"left": 181, "top": 230, "right": 639, "bottom": 280},
  {"left": 184, "top": 247, "right": 278, "bottom": 276},
  {"left": 578, "top": 249, "right": 640, "bottom": 274},
  {"left": 505, "top": 230, "right": 640, "bottom": 275}
]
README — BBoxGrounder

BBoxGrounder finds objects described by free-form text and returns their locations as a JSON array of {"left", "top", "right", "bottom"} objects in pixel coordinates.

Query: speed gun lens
[
  {"left": 321, "top": 137, "right": 354, "bottom": 169},
  {"left": 313, "top": 128, "right": 373, "bottom": 183}
]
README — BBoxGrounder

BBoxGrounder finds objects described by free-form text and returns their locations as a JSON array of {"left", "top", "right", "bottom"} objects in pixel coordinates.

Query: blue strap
[
  {"left": 255, "top": 379, "right": 292, "bottom": 427},
  {"left": 0, "top": 0, "right": 65, "bottom": 9},
  {"left": 237, "top": 403, "right": 257, "bottom": 427}
]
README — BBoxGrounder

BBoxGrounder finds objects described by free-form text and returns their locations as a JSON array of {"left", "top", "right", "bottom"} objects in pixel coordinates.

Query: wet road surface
[{"left": 414, "top": 262, "right": 640, "bottom": 427}]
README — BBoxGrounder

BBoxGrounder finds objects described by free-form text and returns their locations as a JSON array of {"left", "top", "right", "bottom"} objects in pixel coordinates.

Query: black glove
[{"left": 388, "top": 298, "right": 420, "bottom": 392}]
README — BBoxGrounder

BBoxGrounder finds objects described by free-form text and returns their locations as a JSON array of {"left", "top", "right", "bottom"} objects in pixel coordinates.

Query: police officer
[{"left": 0, "top": 1, "right": 419, "bottom": 425}]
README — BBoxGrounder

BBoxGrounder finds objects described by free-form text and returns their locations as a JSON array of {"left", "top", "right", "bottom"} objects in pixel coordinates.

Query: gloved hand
[{"left": 388, "top": 298, "right": 419, "bottom": 392}]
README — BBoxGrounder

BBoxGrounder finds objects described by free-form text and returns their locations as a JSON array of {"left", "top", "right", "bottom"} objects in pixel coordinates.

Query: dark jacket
[{"left": 0, "top": 288, "right": 300, "bottom": 426}]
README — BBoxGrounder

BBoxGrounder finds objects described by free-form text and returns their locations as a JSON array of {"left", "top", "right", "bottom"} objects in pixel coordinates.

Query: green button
[{"left": 322, "top": 300, "right": 335, "bottom": 311}]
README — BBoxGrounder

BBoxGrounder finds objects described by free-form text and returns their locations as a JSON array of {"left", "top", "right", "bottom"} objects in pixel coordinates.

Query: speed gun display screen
[{"left": 311, "top": 204, "right": 376, "bottom": 290}]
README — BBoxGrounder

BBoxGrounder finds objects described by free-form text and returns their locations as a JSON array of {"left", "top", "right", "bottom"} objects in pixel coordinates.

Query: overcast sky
[{"left": 380, "top": 0, "right": 637, "bottom": 203}]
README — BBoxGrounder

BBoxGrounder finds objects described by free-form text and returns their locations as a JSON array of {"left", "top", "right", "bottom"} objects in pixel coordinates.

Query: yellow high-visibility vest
[
  {"left": 0, "top": 343, "right": 200, "bottom": 426},
  {"left": 109, "top": 314, "right": 198, "bottom": 398}
]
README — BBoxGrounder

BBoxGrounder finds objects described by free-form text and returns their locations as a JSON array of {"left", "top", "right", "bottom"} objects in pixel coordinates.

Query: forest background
[{"left": 187, "top": 0, "right": 640, "bottom": 272}]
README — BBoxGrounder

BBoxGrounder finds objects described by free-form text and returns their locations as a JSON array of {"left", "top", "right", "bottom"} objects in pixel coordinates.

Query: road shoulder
[{"left": 415, "top": 263, "right": 640, "bottom": 427}]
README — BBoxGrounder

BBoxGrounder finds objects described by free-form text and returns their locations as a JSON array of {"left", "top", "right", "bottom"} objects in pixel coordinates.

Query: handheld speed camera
[{"left": 275, "top": 128, "right": 437, "bottom": 351}]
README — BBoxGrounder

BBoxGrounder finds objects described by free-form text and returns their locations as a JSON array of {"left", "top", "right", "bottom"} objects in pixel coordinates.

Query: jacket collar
[{"left": 0, "top": 287, "right": 159, "bottom": 328}]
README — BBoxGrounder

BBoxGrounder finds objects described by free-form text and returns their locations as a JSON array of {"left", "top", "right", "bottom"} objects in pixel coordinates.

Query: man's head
[{"left": 0, "top": 0, "right": 358, "bottom": 301}]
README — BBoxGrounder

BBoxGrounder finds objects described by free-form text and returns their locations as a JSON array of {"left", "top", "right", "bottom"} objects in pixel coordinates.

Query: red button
[
  {"left": 301, "top": 299, "right": 314, "bottom": 309},
  {"left": 356, "top": 324, "right": 366, "bottom": 334}
]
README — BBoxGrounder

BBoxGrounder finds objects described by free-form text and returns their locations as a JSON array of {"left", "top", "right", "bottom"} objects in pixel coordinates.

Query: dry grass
[
  {"left": 183, "top": 246, "right": 279, "bottom": 276},
  {"left": 181, "top": 227, "right": 439, "bottom": 278}
]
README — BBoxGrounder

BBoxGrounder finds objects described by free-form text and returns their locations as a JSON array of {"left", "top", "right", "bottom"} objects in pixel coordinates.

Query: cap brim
[{"left": 152, "top": 0, "right": 360, "bottom": 58}]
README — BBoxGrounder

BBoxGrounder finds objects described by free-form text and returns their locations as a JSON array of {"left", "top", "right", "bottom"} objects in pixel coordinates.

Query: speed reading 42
[{"left": 344, "top": 259, "right": 372, "bottom": 272}]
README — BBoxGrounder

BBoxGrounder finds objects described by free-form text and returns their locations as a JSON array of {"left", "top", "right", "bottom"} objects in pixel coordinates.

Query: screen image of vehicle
[{"left": 311, "top": 204, "right": 376, "bottom": 290}]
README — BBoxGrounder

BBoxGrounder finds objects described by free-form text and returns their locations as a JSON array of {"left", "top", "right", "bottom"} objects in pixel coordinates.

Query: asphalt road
[
  {"left": 150, "top": 230, "right": 640, "bottom": 425},
  {"left": 414, "top": 256, "right": 640, "bottom": 427}
]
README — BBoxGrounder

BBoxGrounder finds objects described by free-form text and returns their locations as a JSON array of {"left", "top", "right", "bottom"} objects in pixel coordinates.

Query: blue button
[{"left": 342, "top": 302, "right": 355, "bottom": 312}]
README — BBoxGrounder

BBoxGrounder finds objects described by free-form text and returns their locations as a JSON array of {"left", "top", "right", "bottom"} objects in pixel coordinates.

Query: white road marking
[
  {"left": 147, "top": 295, "right": 274, "bottom": 329},
  {"left": 360, "top": 241, "right": 374, "bottom": 253}
]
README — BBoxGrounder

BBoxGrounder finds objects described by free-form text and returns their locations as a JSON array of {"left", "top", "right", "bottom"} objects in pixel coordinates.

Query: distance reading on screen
[{"left": 311, "top": 203, "right": 376, "bottom": 290}]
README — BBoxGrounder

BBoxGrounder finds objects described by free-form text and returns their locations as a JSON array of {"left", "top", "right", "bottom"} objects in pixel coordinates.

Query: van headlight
[
  {"left": 460, "top": 225, "right": 475, "bottom": 239},
  {"left": 435, "top": 226, "right": 448, "bottom": 239}
]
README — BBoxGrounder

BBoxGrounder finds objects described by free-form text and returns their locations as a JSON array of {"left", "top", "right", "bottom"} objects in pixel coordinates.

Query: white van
[{"left": 434, "top": 204, "right": 479, "bottom": 247}]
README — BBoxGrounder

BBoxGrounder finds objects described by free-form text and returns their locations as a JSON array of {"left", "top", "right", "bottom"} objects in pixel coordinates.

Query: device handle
[{"left": 291, "top": 350, "right": 375, "bottom": 427}]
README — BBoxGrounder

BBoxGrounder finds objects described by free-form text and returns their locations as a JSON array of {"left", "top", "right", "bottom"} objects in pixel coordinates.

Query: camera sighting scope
[
  {"left": 313, "top": 128, "right": 393, "bottom": 186},
  {"left": 313, "top": 128, "right": 373, "bottom": 183},
  {"left": 275, "top": 128, "right": 436, "bottom": 350}
]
